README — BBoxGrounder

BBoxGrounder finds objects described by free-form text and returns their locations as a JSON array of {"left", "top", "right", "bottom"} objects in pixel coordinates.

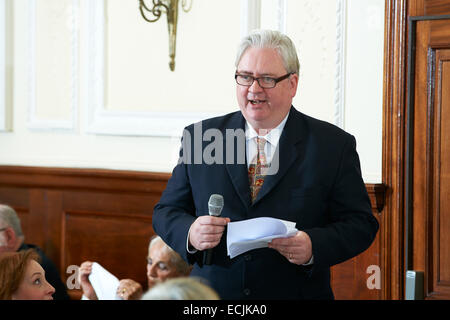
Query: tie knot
[{"left": 256, "top": 137, "right": 267, "bottom": 153}]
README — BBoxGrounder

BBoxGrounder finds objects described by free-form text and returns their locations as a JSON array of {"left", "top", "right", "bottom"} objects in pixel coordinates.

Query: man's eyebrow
[
  {"left": 236, "top": 70, "right": 253, "bottom": 75},
  {"left": 236, "top": 70, "right": 277, "bottom": 77},
  {"left": 259, "top": 72, "right": 278, "bottom": 77}
]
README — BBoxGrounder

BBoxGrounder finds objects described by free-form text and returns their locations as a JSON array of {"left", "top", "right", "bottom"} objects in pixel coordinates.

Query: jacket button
[{"left": 243, "top": 288, "right": 251, "bottom": 296}]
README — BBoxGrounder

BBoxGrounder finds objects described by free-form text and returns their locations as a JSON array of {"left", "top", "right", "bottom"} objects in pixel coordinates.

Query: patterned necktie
[{"left": 248, "top": 137, "right": 268, "bottom": 203}]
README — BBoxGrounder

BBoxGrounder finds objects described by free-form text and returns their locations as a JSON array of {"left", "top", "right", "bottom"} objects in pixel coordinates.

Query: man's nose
[{"left": 249, "top": 78, "right": 264, "bottom": 93}]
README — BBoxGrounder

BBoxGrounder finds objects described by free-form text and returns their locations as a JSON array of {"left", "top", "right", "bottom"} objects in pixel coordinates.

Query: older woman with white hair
[{"left": 78, "top": 235, "right": 192, "bottom": 300}]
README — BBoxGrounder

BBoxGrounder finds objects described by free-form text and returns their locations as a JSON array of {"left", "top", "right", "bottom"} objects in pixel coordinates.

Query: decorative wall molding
[
  {"left": 84, "top": 0, "right": 346, "bottom": 137},
  {"left": 0, "top": 0, "right": 5, "bottom": 131},
  {"left": 276, "top": 0, "right": 287, "bottom": 34},
  {"left": 27, "top": 0, "right": 78, "bottom": 131},
  {"left": 84, "top": 0, "right": 216, "bottom": 137},
  {"left": 334, "top": 0, "right": 347, "bottom": 129},
  {"left": 256, "top": 0, "right": 346, "bottom": 130},
  {"left": 240, "top": 0, "right": 261, "bottom": 37},
  {"left": 259, "top": 0, "right": 286, "bottom": 34},
  {"left": 0, "top": 0, "right": 9, "bottom": 132}
]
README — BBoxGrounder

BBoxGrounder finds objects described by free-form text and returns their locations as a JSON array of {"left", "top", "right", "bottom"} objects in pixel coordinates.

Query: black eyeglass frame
[{"left": 234, "top": 72, "right": 293, "bottom": 88}]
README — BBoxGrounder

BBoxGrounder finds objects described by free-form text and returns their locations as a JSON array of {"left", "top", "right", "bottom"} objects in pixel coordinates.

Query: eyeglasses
[
  {"left": 235, "top": 73, "right": 293, "bottom": 89},
  {"left": 0, "top": 227, "right": 7, "bottom": 232}
]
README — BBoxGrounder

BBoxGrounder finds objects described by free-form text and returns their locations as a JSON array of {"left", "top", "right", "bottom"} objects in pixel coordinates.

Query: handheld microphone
[{"left": 204, "top": 194, "right": 224, "bottom": 265}]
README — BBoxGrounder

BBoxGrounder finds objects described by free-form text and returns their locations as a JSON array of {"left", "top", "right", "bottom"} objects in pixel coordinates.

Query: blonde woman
[{"left": 141, "top": 277, "right": 219, "bottom": 300}]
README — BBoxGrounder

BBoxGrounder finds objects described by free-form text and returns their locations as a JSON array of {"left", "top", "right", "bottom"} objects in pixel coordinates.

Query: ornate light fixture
[{"left": 138, "top": 0, "right": 193, "bottom": 71}]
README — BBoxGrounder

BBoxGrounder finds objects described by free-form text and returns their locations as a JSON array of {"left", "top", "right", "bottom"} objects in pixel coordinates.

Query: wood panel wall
[
  {"left": 409, "top": 0, "right": 450, "bottom": 15},
  {"left": 0, "top": 166, "right": 168, "bottom": 299},
  {"left": 331, "top": 184, "right": 385, "bottom": 300},
  {"left": 0, "top": 165, "right": 386, "bottom": 300}
]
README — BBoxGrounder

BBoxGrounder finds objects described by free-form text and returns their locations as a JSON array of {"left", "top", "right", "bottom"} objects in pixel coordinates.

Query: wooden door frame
[{"left": 383, "top": 0, "right": 409, "bottom": 300}]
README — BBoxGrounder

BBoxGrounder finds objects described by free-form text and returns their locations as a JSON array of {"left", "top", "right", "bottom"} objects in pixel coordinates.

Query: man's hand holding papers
[
  {"left": 226, "top": 217, "right": 298, "bottom": 259},
  {"left": 268, "top": 230, "right": 313, "bottom": 265}
]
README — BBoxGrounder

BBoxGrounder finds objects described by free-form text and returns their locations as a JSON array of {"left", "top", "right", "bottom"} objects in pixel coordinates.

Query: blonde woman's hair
[{"left": 141, "top": 277, "right": 220, "bottom": 300}]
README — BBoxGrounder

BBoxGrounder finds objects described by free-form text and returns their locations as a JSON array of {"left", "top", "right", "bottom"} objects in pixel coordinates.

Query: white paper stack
[
  {"left": 226, "top": 217, "right": 298, "bottom": 259},
  {"left": 88, "top": 262, "right": 122, "bottom": 300}
]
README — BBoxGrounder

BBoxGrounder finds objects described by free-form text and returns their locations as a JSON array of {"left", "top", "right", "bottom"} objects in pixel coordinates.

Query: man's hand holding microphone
[{"left": 188, "top": 195, "right": 229, "bottom": 265}]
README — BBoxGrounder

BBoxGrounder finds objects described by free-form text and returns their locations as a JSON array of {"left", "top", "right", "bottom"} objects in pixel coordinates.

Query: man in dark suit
[{"left": 153, "top": 29, "right": 379, "bottom": 299}]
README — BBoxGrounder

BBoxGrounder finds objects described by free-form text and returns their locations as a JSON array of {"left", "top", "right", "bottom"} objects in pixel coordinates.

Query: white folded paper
[
  {"left": 88, "top": 262, "right": 122, "bottom": 300},
  {"left": 226, "top": 217, "right": 298, "bottom": 259}
]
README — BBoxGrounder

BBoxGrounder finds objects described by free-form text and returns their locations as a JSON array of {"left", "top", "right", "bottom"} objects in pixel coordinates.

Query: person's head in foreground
[
  {"left": 0, "top": 249, "right": 55, "bottom": 300},
  {"left": 141, "top": 277, "right": 220, "bottom": 300}
]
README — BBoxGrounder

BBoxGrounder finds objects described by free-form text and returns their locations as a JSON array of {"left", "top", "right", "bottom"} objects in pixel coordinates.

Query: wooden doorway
[
  {"left": 406, "top": 16, "right": 450, "bottom": 300},
  {"left": 383, "top": 0, "right": 450, "bottom": 299}
]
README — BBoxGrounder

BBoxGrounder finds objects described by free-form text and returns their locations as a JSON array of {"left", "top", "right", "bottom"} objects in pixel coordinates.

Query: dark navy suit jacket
[{"left": 153, "top": 107, "right": 379, "bottom": 299}]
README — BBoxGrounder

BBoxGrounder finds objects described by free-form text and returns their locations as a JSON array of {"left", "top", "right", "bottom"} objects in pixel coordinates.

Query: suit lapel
[
  {"left": 252, "top": 107, "right": 306, "bottom": 205},
  {"left": 225, "top": 113, "right": 252, "bottom": 209},
  {"left": 226, "top": 160, "right": 252, "bottom": 209}
]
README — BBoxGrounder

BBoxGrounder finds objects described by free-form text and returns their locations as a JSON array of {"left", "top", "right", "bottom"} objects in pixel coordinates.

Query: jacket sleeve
[
  {"left": 152, "top": 131, "right": 202, "bottom": 265},
  {"left": 303, "top": 135, "right": 379, "bottom": 269}
]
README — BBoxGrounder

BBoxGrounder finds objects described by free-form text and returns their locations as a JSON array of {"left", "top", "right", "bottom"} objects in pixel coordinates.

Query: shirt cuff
[
  {"left": 186, "top": 224, "right": 198, "bottom": 254},
  {"left": 302, "top": 255, "right": 314, "bottom": 266}
]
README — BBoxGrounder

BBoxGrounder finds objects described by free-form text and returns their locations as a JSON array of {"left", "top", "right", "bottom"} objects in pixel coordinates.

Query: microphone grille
[
  {"left": 208, "top": 194, "right": 224, "bottom": 216},
  {"left": 209, "top": 194, "right": 224, "bottom": 207}
]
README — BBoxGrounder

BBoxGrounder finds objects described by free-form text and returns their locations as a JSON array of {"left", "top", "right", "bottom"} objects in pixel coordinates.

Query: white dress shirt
[{"left": 245, "top": 113, "right": 289, "bottom": 167}]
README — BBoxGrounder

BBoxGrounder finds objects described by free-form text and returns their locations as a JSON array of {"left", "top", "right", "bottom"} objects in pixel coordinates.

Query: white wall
[
  {"left": 345, "top": 0, "right": 384, "bottom": 183},
  {"left": 0, "top": 0, "right": 10, "bottom": 132},
  {"left": 0, "top": 0, "right": 384, "bottom": 182}
]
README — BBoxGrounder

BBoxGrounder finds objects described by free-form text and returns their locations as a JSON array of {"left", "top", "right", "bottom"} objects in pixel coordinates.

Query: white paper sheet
[
  {"left": 88, "top": 262, "right": 121, "bottom": 300},
  {"left": 226, "top": 217, "right": 298, "bottom": 258}
]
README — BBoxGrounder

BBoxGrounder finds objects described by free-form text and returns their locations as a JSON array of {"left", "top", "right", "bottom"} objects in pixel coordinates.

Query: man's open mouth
[{"left": 249, "top": 99, "right": 267, "bottom": 105}]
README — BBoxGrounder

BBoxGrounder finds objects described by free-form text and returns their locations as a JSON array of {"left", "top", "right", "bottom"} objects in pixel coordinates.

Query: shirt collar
[{"left": 245, "top": 112, "right": 289, "bottom": 147}]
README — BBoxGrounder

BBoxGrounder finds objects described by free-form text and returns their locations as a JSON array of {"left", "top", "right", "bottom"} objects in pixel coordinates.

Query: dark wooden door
[{"left": 409, "top": 17, "right": 450, "bottom": 300}]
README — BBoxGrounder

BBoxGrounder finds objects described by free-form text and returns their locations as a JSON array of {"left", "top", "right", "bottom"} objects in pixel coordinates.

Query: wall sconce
[{"left": 138, "top": 0, "right": 193, "bottom": 71}]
